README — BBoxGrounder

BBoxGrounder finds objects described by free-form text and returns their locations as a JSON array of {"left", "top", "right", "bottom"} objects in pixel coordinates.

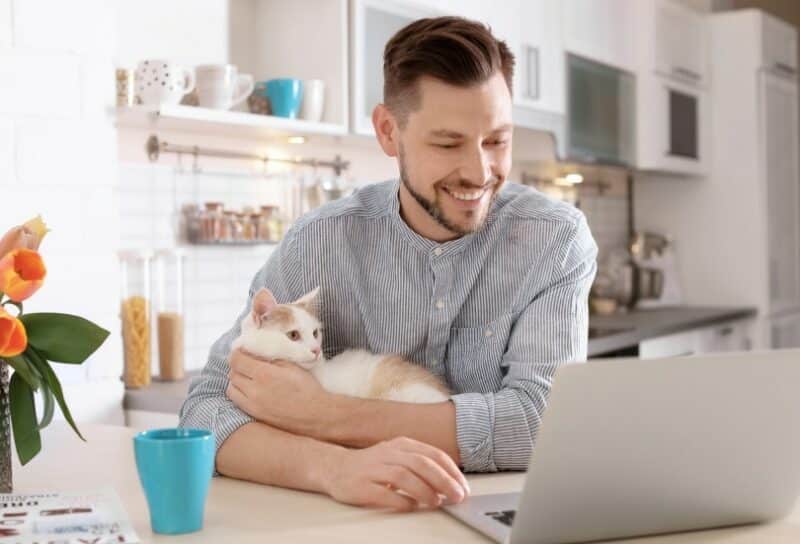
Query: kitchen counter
[
  {"left": 125, "top": 306, "right": 757, "bottom": 415},
  {"left": 587, "top": 305, "right": 757, "bottom": 357},
  {"left": 17, "top": 423, "right": 800, "bottom": 543}
]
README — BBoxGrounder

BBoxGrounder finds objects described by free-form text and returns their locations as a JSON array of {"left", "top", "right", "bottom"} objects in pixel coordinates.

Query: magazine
[{"left": 0, "top": 489, "right": 140, "bottom": 544}]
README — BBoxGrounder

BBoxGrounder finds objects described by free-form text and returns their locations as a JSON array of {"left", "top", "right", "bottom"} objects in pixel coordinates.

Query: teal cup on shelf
[
  {"left": 265, "top": 78, "right": 304, "bottom": 118},
  {"left": 133, "top": 428, "right": 215, "bottom": 535}
]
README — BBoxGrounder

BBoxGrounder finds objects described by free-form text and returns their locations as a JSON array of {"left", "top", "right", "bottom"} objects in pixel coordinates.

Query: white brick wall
[{"left": 2, "top": 0, "right": 123, "bottom": 424}]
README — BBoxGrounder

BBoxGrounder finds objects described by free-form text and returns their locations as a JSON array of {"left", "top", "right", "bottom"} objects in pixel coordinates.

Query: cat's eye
[
  {"left": 287, "top": 330, "right": 301, "bottom": 341},
  {"left": 313, "top": 329, "right": 319, "bottom": 339}
]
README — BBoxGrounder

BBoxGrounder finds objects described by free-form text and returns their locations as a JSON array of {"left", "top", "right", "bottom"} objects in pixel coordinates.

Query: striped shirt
[{"left": 179, "top": 178, "right": 598, "bottom": 472}]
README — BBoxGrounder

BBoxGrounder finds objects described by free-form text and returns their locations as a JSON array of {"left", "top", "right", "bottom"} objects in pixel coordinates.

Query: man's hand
[
  {"left": 321, "top": 436, "right": 471, "bottom": 512},
  {"left": 226, "top": 348, "right": 329, "bottom": 435}
]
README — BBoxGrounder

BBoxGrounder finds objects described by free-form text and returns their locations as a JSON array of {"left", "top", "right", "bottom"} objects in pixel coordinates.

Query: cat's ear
[
  {"left": 251, "top": 288, "right": 278, "bottom": 327},
  {"left": 294, "top": 286, "right": 320, "bottom": 318}
]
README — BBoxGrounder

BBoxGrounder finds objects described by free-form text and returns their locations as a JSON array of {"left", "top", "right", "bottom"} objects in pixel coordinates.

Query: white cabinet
[
  {"left": 516, "top": 0, "right": 564, "bottom": 115},
  {"left": 652, "top": 0, "right": 709, "bottom": 85},
  {"left": 763, "top": 13, "right": 798, "bottom": 75},
  {"left": 561, "top": 0, "right": 637, "bottom": 72},
  {"left": 350, "top": 0, "right": 439, "bottom": 136},
  {"left": 634, "top": 0, "right": 710, "bottom": 176},
  {"left": 770, "top": 312, "right": 800, "bottom": 349},
  {"left": 763, "top": 71, "right": 800, "bottom": 315},
  {"left": 639, "top": 320, "right": 753, "bottom": 359}
]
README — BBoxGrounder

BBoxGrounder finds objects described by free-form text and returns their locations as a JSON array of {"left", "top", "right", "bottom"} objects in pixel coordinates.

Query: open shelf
[{"left": 114, "top": 105, "right": 349, "bottom": 141}]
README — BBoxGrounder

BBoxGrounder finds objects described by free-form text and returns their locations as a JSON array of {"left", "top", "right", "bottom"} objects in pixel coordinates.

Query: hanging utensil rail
[{"left": 145, "top": 134, "right": 350, "bottom": 176}]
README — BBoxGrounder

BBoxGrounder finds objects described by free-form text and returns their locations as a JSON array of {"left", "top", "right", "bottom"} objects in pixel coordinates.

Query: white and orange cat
[{"left": 231, "top": 287, "right": 450, "bottom": 403}]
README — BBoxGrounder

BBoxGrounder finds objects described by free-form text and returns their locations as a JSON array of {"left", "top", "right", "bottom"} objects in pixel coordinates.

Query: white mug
[
  {"left": 195, "top": 64, "right": 255, "bottom": 110},
  {"left": 135, "top": 60, "right": 195, "bottom": 106},
  {"left": 300, "top": 79, "right": 326, "bottom": 122}
]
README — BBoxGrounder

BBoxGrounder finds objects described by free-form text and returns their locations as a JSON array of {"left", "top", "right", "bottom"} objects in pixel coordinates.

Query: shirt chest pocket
[{"left": 445, "top": 313, "right": 514, "bottom": 393}]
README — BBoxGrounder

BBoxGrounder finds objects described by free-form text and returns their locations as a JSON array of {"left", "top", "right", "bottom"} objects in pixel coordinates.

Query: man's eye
[
  {"left": 434, "top": 143, "right": 458, "bottom": 149},
  {"left": 486, "top": 140, "right": 508, "bottom": 147},
  {"left": 287, "top": 330, "right": 301, "bottom": 341}
]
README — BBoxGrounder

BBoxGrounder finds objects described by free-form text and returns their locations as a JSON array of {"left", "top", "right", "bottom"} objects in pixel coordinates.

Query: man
[{"left": 179, "top": 16, "right": 597, "bottom": 512}]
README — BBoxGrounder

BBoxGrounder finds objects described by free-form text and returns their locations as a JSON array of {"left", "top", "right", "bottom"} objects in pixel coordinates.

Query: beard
[{"left": 398, "top": 144, "right": 500, "bottom": 236}]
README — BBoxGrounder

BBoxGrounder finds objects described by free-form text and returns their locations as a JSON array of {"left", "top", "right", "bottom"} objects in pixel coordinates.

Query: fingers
[
  {"left": 228, "top": 371, "right": 252, "bottom": 396},
  {"left": 373, "top": 465, "right": 441, "bottom": 508},
  {"left": 386, "top": 448, "right": 465, "bottom": 505},
  {"left": 392, "top": 437, "right": 471, "bottom": 495},
  {"left": 363, "top": 484, "right": 417, "bottom": 512},
  {"left": 226, "top": 381, "right": 248, "bottom": 407},
  {"left": 228, "top": 348, "right": 263, "bottom": 379}
]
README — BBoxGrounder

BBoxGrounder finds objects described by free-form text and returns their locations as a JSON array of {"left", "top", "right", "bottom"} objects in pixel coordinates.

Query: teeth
[{"left": 447, "top": 189, "right": 485, "bottom": 201}]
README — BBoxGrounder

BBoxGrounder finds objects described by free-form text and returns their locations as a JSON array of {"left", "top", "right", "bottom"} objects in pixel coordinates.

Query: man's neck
[{"left": 397, "top": 184, "right": 462, "bottom": 243}]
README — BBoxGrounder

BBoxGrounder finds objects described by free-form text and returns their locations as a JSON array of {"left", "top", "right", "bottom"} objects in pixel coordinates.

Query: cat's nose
[{"left": 311, "top": 347, "right": 321, "bottom": 357}]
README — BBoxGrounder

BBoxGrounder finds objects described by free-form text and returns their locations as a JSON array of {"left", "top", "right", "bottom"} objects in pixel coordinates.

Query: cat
[{"left": 231, "top": 286, "right": 451, "bottom": 403}]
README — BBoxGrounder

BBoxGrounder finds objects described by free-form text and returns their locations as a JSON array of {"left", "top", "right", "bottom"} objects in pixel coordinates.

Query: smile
[{"left": 442, "top": 187, "right": 488, "bottom": 201}]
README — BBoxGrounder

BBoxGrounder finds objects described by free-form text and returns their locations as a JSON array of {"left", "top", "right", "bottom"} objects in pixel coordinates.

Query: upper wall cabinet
[
  {"left": 561, "top": 0, "right": 638, "bottom": 72},
  {"left": 350, "top": 0, "right": 566, "bottom": 138},
  {"left": 350, "top": 0, "right": 442, "bottom": 136},
  {"left": 644, "top": 0, "right": 710, "bottom": 87}
]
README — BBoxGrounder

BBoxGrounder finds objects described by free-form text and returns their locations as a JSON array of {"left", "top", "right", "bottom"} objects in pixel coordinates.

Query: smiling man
[{"left": 179, "top": 16, "right": 597, "bottom": 512}]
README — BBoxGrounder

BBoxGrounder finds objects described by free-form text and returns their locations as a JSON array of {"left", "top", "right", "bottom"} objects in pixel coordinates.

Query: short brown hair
[{"left": 383, "top": 16, "right": 515, "bottom": 128}]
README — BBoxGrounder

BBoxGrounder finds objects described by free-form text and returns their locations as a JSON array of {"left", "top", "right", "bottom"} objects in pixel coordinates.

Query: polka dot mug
[{"left": 135, "top": 60, "right": 196, "bottom": 106}]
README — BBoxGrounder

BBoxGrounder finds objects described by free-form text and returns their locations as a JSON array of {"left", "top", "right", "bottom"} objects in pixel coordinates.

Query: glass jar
[
  {"left": 181, "top": 203, "right": 202, "bottom": 243},
  {"left": 119, "top": 250, "right": 154, "bottom": 389},
  {"left": 222, "top": 211, "right": 236, "bottom": 242},
  {"left": 248, "top": 213, "right": 261, "bottom": 241},
  {"left": 154, "top": 249, "right": 185, "bottom": 382},
  {"left": 203, "top": 202, "right": 224, "bottom": 242}
]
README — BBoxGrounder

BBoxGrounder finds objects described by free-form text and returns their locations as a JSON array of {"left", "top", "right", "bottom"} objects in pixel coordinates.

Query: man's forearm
[
  {"left": 313, "top": 396, "right": 461, "bottom": 467},
  {"left": 216, "top": 421, "right": 345, "bottom": 492}
]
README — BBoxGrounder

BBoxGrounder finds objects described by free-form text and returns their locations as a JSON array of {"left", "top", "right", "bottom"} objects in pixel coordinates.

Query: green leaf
[
  {"left": 37, "top": 384, "right": 54, "bottom": 431},
  {"left": 20, "top": 313, "right": 109, "bottom": 364},
  {"left": 4, "top": 354, "right": 41, "bottom": 390},
  {"left": 24, "top": 347, "right": 85, "bottom": 442},
  {"left": 9, "top": 372, "right": 42, "bottom": 465}
]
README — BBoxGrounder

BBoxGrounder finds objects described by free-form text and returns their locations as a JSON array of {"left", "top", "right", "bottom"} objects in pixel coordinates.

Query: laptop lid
[{"left": 511, "top": 349, "right": 800, "bottom": 544}]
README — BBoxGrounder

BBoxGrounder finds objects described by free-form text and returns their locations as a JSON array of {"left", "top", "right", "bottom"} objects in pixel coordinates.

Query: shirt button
[
  {"left": 435, "top": 299, "right": 445, "bottom": 309},
  {"left": 485, "top": 329, "right": 493, "bottom": 337},
  {"left": 434, "top": 247, "right": 443, "bottom": 256}
]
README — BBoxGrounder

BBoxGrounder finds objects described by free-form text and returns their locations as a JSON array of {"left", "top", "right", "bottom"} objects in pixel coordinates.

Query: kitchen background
[{"left": 2, "top": 0, "right": 798, "bottom": 428}]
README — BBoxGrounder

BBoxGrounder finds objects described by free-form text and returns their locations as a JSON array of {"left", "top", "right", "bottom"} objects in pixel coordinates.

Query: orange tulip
[
  {"left": 0, "top": 307, "right": 26, "bottom": 357},
  {"left": 0, "top": 248, "right": 46, "bottom": 302}
]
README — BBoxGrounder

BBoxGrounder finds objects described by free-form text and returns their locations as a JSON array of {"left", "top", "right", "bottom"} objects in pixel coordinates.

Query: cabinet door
[
  {"left": 350, "top": 0, "right": 440, "bottom": 135},
  {"left": 762, "top": 72, "right": 800, "bottom": 314},
  {"left": 562, "top": 0, "right": 637, "bottom": 72},
  {"left": 639, "top": 329, "right": 698, "bottom": 359},
  {"left": 654, "top": 0, "right": 708, "bottom": 85},
  {"left": 770, "top": 312, "right": 800, "bottom": 349},
  {"left": 517, "top": 0, "right": 564, "bottom": 114},
  {"left": 695, "top": 320, "right": 752, "bottom": 354}
]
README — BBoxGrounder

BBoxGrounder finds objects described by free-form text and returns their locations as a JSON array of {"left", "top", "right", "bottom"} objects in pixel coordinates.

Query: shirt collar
[{"left": 386, "top": 178, "right": 503, "bottom": 258}]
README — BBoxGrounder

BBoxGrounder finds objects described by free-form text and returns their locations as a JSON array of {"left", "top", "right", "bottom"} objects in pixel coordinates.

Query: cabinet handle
[
  {"left": 774, "top": 62, "right": 797, "bottom": 76},
  {"left": 716, "top": 326, "right": 734, "bottom": 337},
  {"left": 672, "top": 66, "right": 701, "bottom": 81},
  {"left": 525, "top": 45, "right": 540, "bottom": 100}
]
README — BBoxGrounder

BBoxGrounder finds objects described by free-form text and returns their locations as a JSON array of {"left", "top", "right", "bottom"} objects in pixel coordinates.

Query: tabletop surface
[{"left": 11, "top": 423, "right": 800, "bottom": 543}]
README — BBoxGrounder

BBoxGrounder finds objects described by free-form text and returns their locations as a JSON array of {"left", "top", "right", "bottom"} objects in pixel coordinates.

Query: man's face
[{"left": 396, "top": 71, "right": 513, "bottom": 236}]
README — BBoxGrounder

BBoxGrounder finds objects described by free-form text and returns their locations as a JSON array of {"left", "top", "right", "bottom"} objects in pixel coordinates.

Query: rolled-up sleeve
[
  {"left": 450, "top": 213, "right": 598, "bottom": 472},
  {"left": 178, "top": 227, "right": 304, "bottom": 469}
]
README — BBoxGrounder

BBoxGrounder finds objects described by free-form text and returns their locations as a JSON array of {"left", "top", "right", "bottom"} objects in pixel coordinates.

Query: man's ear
[
  {"left": 294, "top": 286, "right": 321, "bottom": 318},
  {"left": 372, "top": 103, "right": 399, "bottom": 158},
  {"left": 251, "top": 288, "right": 278, "bottom": 327}
]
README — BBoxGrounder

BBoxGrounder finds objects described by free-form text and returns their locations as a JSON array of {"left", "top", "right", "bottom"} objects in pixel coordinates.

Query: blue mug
[
  {"left": 133, "top": 428, "right": 215, "bottom": 535},
  {"left": 265, "top": 78, "right": 304, "bottom": 118}
]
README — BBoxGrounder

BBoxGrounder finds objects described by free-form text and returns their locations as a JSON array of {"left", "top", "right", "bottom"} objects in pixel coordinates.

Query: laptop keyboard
[{"left": 485, "top": 509, "right": 516, "bottom": 527}]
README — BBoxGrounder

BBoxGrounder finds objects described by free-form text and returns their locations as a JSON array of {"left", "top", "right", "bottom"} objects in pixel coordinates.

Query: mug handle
[
  {"left": 231, "top": 74, "right": 255, "bottom": 107},
  {"left": 181, "top": 67, "right": 196, "bottom": 95}
]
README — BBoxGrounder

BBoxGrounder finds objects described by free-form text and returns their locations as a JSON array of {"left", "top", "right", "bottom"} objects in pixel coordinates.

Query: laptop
[{"left": 444, "top": 349, "right": 800, "bottom": 543}]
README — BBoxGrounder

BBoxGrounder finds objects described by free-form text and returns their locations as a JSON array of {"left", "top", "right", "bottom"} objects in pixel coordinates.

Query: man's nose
[{"left": 460, "top": 147, "right": 493, "bottom": 187}]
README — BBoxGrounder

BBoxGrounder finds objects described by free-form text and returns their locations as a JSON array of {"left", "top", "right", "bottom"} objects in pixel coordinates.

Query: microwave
[
  {"left": 635, "top": 72, "right": 708, "bottom": 175},
  {"left": 566, "top": 54, "right": 636, "bottom": 166}
]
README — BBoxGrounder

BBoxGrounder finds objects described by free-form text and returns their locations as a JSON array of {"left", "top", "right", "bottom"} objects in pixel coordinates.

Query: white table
[{"left": 12, "top": 423, "right": 800, "bottom": 543}]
